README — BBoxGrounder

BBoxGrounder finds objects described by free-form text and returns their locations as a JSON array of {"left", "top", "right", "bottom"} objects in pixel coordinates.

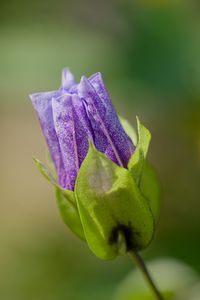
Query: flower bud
[{"left": 30, "top": 68, "right": 160, "bottom": 260}]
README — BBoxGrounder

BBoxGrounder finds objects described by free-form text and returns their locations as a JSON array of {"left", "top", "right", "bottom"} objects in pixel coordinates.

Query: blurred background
[{"left": 1, "top": 0, "right": 200, "bottom": 299}]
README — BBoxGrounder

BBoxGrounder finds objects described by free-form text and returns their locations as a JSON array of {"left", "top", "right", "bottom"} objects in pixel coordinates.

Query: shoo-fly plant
[{"left": 30, "top": 68, "right": 162, "bottom": 299}]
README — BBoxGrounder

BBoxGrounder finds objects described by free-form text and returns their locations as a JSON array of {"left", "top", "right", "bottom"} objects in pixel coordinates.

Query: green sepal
[
  {"left": 56, "top": 187, "right": 85, "bottom": 240},
  {"left": 119, "top": 115, "right": 137, "bottom": 145},
  {"left": 120, "top": 117, "right": 160, "bottom": 222},
  {"left": 33, "top": 157, "right": 85, "bottom": 240},
  {"left": 140, "top": 161, "right": 161, "bottom": 222},
  {"left": 33, "top": 157, "right": 57, "bottom": 186},
  {"left": 75, "top": 142, "right": 154, "bottom": 260},
  {"left": 128, "top": 117, "right": 151, "bottom": 184}
]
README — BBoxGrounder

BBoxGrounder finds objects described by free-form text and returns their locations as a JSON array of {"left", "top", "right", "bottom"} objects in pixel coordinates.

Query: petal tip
[
  {"left": 89, "top": 71, "right": 103, "bottom": 81},
  {"left": 29, "top": 92, "right": 40, "bottom": 106},
  {"left": 61, "top": 67, "right": 75, "bottom": 90},
  {"left": 78, "top": 76, "right": 92, "bottom": 97}
]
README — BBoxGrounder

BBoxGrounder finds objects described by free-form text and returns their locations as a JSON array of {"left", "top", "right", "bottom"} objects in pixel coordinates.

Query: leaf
[
  {"left": 128, "top": 117, "right": 151, "bottom": 185},
  {"left": 33, "top": 157, "right": 57, "bottom": 186},
  {"left": 75, "top": 142, "right": 154, "bottom": 260},
  {"left": 56, "top": 187, "right": 85, "bottom": 240}
]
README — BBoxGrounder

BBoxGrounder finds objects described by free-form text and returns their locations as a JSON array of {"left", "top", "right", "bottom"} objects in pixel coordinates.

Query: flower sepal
[
  {"left": 56, "top": 188, "right": 85, "bottom": 240},
  {"left": 128, "top": 117, "right": 151, "bottom": 185},
  {"left": 121, "top": 118, "right": 161, "bottom": 222},
  {"left": 33, "top": 157, "right": 58, "bottom": 186},
  {"left": 33, "top": 158, "right": 85, "bottom": 240},
  {"left": 75, "top": 142, "right": 155, "bottom": 260}
]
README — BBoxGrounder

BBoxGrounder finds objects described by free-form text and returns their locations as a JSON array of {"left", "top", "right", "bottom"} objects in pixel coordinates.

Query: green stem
[{"left": 129, "top": 251, "right": 164, "bottom": 300}]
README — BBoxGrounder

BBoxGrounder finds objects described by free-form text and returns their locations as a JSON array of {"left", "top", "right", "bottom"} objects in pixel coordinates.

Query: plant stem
[{"left": 129, "top": 251, "right": 164, "bottom": 300}]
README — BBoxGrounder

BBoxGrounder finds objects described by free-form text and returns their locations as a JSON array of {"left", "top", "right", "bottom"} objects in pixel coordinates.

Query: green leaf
[
  {"left": 75, "top": 142, "right": 154, "bottom": 260},
  {"left": 119, "top": 115, "right": 138, "bottom": 145},
  {"left": 140, "top": 161, "right": 161, "bottom": 222},
  {"left": 128, "top": 117, "right": 151, "bottom": 185},
  {"left": 33, "top": 157, "right": 57, "bottom": 186},
  {"left": 56, "top": 187, "right": 85, "bottom": 240}
]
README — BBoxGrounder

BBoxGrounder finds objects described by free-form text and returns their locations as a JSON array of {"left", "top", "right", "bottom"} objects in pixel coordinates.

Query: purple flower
[{"left": 30, "top": 68, "right": 135, "bottom": 190}]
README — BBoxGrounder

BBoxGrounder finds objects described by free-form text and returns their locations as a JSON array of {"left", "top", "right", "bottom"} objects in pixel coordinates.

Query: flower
[
  {"left": 30, "top": 68, "right": 160, "bottom": 260},
  {"left": 30, "top": 68, "right": 135, "bottom": 191}
]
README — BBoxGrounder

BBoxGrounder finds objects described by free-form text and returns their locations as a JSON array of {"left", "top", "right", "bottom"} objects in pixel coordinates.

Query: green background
[{"left": 1, "top": 0, "right": 200, "bottom": 299}]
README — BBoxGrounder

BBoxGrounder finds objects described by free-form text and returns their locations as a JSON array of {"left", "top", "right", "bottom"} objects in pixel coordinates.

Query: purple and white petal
[
  {"left": 61, "top": 68, "right": 76, "bottom": 90},
  {"left": 89, "top": 72, "right": 112, "bottom": 106},
  {"left": 30, "top": 68, "right": 136, "bottom": 190},
  {"left": 78, "top": 76, "right": 109, "bottom": 159},
  {"left": 30, "top": 91, "right": 67, "bottom": 188},
  {"left": 52, "top": 94, "right": 93, "bottom": 190},
  {"left": 78, "top": 76, "right": 135, "bottom": 168}
]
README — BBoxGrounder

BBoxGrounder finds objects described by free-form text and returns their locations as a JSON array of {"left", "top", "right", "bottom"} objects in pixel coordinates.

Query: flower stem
[{"left": 128, "top": 251, "right": 164, "bottom": 300}]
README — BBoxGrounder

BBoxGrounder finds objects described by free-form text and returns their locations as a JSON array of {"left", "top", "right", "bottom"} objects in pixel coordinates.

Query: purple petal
[
  {"left": 78, "top": 76, "right": 135, "bottom": 167},
  {"left": 89, "top": 72, "right": 112, "bottom": 106},
  {"left": 52, "top": 94, "right": 93, "bottom": 190},
  {"left": 61, "top": 68, "right": 76, "bottom": 90},
  {"left": 30, "top": 91, "right": 67, "bottom": 188}
]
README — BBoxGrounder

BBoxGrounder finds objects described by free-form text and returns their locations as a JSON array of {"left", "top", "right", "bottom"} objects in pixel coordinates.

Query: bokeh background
[{"left": 1, "top": 0, "right": 200, "bottom": 299}]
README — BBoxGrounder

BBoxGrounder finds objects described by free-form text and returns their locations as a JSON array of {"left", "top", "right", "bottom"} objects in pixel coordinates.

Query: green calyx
[
  {"left": 33, "top": 158, "right": 85, "bottom": 240},
  {"left": 128, "top": 116, "right": 151, "bottom": 185},
  {"left": 75, "top": 142, "right": 155, "bottom": 260},
  {"left": 33, "top": 117, "right": 160, "bottom": 261},
  {"left": 56, "top": 188, "right": 85, "bottom": 240},
  {"left": 125, "top": 117, "right": 161, "bottom": 222}
]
